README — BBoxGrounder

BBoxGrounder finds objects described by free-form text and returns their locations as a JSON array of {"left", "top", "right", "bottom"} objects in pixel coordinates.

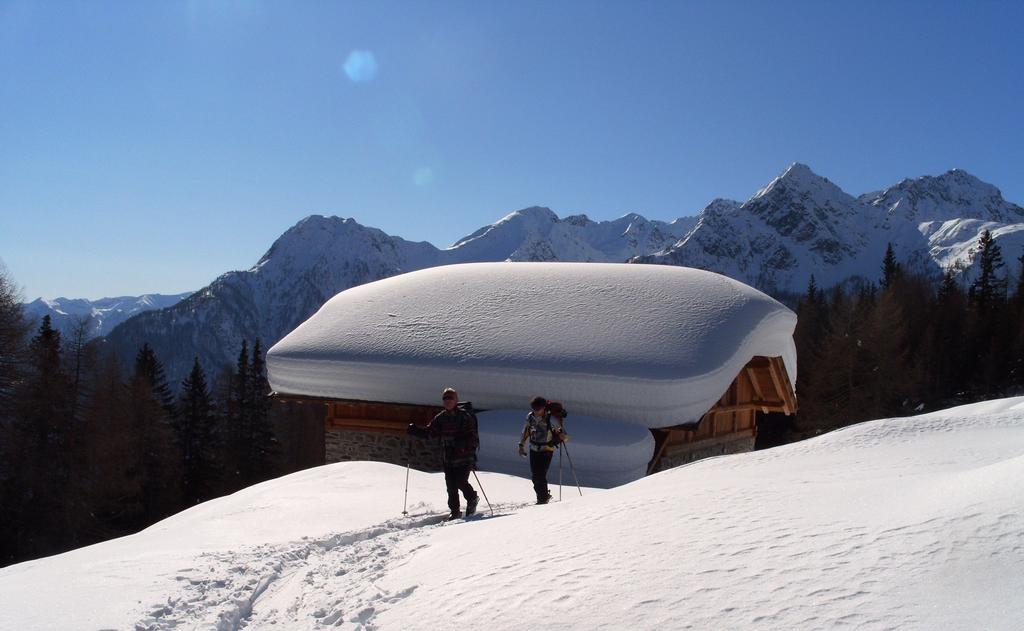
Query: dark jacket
[{"left": 409, "top": 405, "right": 479, "bottom": 467}]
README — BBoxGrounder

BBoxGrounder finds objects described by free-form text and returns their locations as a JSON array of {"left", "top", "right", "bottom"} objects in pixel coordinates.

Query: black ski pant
[
  {"left": 444, "top": 464, "right": 477, "bottom": 513},
  {"left": 529, "top": 449, "right": 554, "bottom": 501}
]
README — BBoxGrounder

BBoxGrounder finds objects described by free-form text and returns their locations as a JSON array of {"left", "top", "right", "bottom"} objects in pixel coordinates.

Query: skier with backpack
[
  {"left": 518, "top": 396, "right": 569, "bottom": 504},
  {"left": 407, "top": 387, "right": 481, "bottom": 520}
]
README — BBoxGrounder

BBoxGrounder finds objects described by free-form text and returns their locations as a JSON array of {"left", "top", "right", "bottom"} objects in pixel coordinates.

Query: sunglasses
[{"left": 442, "top": 395, "right": 456, "bottom": 401}]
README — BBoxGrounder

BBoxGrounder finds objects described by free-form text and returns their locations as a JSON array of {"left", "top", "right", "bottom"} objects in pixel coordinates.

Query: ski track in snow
[
  {"left": 6, "top": 400, "right": 1024, "bottom": 631},
  {"left": 133, "top": 502, "right": 532, "bottom": 630}
]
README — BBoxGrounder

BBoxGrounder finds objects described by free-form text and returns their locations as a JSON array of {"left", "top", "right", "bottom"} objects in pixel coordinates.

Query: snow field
[
  {"left": 372, "top": 399, "right": 1024, "bottom": 630},
  {"left": 1, "top": 398, "right": 1022, "bottom": 630}
]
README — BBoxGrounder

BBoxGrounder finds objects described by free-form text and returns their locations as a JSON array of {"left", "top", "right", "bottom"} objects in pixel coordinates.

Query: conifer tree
[
  {"left": 65, "top": 316, "right": 94, "bottom": 425},
  {"left": 175, "top": 358, "right": 219, "bottom": 504},
  {"left": 80, "top": 353, "right": 143, "bottom": 537},
  {"left": 9, "top": 315, "right": 74, "bottom": 557},
  {"left": 226, "top": 340, "right": 251, "bottom": 485},
  {"left": 924, "top": 268, "right": 967, "bottom": 400},
  {"left": 881, "top": 243, "right": 901, "bottom": 290},
  {"left": 967, "top": 230, "right": 1008, "bottom": 395},
  {"left": 792, "top": 275, "right": 827, "bottom": 434},
  {"left": 968, "top": 229, "right": 1006, "bottom": 315},
  {"left": 246, "top": 339, "right": 276, "bottom": 482},
  {"left": 862, "top": 285, "right": 912, "bottom": 416},
  {"left": 24, "top": 315, "right": 67, "bottom": 441},
  {"left": 134, "top": 342, "right": 175, "bottom": 413},
  {"left": 127, "top": 343, "right": 182, "bottom": 523},
  {"left": 1015, "top": 248, "right": 1024, "bottom": 307}
]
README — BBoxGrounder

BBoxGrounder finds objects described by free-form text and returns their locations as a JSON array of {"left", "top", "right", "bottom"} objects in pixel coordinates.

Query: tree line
[
  {"left": 773, "top": 230, "right": 1024, "bottom": 443},
  {"left": 0, "top": 267, "right": 320, "bottom": 566}
]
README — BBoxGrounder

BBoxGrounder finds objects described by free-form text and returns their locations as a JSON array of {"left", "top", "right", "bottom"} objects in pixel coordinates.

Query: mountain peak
[
  {"left": 782, "top": 161, "right": 816, "bottom": 178},
  {"left": 861, "top": 168, "right": 1023, "bottom": 224},
  {"left": 498, "top": 206, "right": 558, "bottom": 224},
  {"left": 751, "top": 162, "right": 844, "bottom": 203},
  {"left": 288, "top": 214, "right": 365, "bottom": 234}
]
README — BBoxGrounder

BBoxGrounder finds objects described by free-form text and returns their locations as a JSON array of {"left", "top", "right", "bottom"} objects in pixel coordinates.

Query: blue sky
[{"left": 1, "top": 1, "right": 1022, "bottom": 300}]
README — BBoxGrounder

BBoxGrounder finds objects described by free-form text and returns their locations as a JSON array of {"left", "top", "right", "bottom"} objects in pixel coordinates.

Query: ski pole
[
  {"left": 402, "top": 446, "right": 411, "bottom": 517},
  {"left": 471, "top": 469, "right": 495, "bottom": 516},
  {"left": 558, "top": 445, "right": 563, "bottom": 502},
  {"left": 561, "top": 442, "right": 583, "bottom": 496}
]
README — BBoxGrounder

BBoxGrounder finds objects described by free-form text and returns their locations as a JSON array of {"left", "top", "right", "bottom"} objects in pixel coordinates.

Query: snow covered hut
[{"left": 267, "top": 262, "right": 797, "bottom": 486}]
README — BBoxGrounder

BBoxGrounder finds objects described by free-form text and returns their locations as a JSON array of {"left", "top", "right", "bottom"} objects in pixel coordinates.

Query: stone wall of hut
[
  {"left": 325, "top": 428, "right": 444, "bottom": 471},
  {"left": 651, "top": 434, "right": 755, "bottom": 473}
]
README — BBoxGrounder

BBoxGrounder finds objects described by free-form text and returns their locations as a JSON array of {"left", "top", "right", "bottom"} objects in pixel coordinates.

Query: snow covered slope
[
  {"left": 3, "top": 398, "right": 1022, "bottom": 630},
  {"left": 861, "top": 168, "right": 1024, "bottom": 225},
  {"left": 23, "top": 293, "right": 192, "bottom": 338},
  {"left": 267, "top": 262, "right": 797, "bottom": 428}
]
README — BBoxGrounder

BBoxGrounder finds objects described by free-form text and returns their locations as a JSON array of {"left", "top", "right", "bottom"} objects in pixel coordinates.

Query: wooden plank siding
[
  {"left": 325, "top": 400, "right": 441, "bottom": 435},
  {"left": 644, "top": 355, "right": 795, "bottom": 473}
]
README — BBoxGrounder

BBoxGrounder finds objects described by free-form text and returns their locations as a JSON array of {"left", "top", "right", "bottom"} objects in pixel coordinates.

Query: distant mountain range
[
  {"left": 26, "top": 163, "right": 1022, "bottom": 384},
  {"left": 634, "top": 164, "right": 1024, "bottom": 292},
  {"left": 24, "top": 293, "right": 193, "bottom": 339}
]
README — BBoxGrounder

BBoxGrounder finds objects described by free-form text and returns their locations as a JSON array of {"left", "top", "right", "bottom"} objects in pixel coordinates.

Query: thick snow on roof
[
  {"left": 4, "top": 398, "right": 1024, "bottom": 629},
  {"left": 267, "top": 262, "right": 797, "bottom": 428}
]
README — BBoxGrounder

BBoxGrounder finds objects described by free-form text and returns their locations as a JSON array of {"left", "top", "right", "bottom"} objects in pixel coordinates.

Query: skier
[
  {"left": 407, "top": 387, "right": 480, "bottom": 520},
  {"left": 518, "top": 396, "right": 567, "bottom": 504}
]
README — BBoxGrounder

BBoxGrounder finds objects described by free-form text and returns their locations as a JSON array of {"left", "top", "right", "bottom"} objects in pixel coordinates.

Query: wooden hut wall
[
  {"left": 647, "top": 355, "right": 796, "bottom": 473},
  {"left": 276, "top": 354, "right": 796, "bottom": 476}
]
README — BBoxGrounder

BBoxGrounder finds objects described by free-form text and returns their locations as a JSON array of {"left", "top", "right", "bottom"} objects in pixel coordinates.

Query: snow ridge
[
  {"left": 636, "top": 163, "right": 1024, "bottom": 294},
  {"left": 102, "top": 163, "right": 1023, "bottom": 384}
]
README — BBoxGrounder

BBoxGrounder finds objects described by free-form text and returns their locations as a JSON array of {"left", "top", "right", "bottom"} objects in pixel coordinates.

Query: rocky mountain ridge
[
  {"left": 635, "top": 163, "right": 1024, "bottom": 293},
  {"left": 96, "top": 163, "right": 1024, "bottom": 383}
]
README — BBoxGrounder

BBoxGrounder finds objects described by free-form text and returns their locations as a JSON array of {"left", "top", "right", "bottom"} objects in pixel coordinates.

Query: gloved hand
[{"left": 517, "top": 443, "right": 526, "bottom": 457}]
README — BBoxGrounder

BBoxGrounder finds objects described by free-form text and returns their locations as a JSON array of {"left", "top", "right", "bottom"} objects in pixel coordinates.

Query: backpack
[{"left": 446, "top": 401, "right": 480, "bottom": 460}]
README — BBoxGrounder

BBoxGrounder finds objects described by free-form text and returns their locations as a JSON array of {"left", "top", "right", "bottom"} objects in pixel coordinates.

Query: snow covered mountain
[
  {"left": 103, "top": 211, "right": 695, "bottom": 383},
  {"left": 448, "top": 206, "right": 695, "bottom": 263},
  {"left": 23, "top": 293, "right": 192, "bottom": 339},
  {"left": 101, "top": 163, "right": 1023, "bottom": 383},
  {"left": 102, "top": 216, "right": 446, "bottom": 384},
  {"left": 637, "top": 163, "right": 1024, "bottom": 294},
  {"left": 861, "top": 169, "right": 1024, "bottom": 276},
  {"left": 861, "top": 168, "right": 1024, "bottom": 225},
  {"left": 3, "top": 397, "right": 1023, "bottom": 629}
]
